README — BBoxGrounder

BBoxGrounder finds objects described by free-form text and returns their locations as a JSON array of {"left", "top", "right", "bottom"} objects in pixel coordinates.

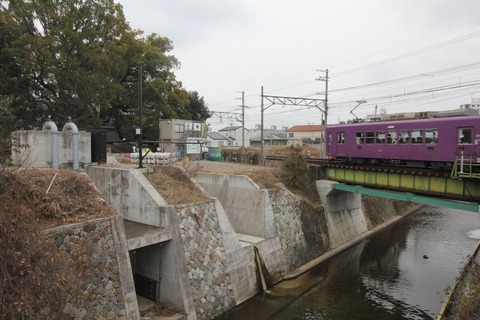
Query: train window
[
  {"left": 356, "top": 132, "right": 364, "bottom": 144},
  {"left": 376, "top": 131, "right": 385, "bottom": 144},
  {"left": 398, "top": 130, "right": 409, "bottom": 144},
  {"left": 328, "top": 133, "right": 332, "bottom": 144},
  {"left": 337, "top": 132, "right": 345, "bottom": 144},
  {"left": 387, "top": 131, "right": 397, "bottom": 144},
  {"left": 425, "top": 128, "right": 437, "bottom": 144},
  {"left": 365, "top": 131, "right": 375, "bottom": 144},
  {"left": 459, "top": 128, "right": 473, "bottom": 144},
  {"left": 411, "top": 129, "right": 423, "bottom": 144}
]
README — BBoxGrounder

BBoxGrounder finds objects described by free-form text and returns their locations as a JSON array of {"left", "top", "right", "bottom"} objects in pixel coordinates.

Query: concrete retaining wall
[
  {"left": 269, "top": 188, "right": 310, "bottom": 271},
  {"left": 45, "top": 216, "right": 139, "bottom": 320},
  {"left": 176, "top": 202, "right": 237, "bottom": 319},
  {"left": 195, "top": 172, "right": 276, "bottom": 239},
  {"left": 195, "top": 173, "right": 291, "bottom": 286},
  {"left": 87, "top": 167, "right": 262, "bottom": 319},
  {"left": 86, "top": 167, "right": 170, "bottom": 228}
]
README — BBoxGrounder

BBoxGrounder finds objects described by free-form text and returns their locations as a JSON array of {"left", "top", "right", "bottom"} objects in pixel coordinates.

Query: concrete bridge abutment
[{"left": 316, "top": 180, "right": 368, "bottom": 249}]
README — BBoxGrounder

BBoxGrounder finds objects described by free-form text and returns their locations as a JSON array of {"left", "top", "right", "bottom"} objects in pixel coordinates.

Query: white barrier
[{"left": 129, "top": 152, "right": 175, "bottom": 165}]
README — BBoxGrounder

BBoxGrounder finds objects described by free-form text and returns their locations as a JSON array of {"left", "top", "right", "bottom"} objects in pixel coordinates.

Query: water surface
[{"left": 217, "top": 206, "right": 480, "bottom": 320}]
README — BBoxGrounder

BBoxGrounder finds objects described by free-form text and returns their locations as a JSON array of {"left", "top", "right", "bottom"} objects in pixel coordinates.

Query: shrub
[{"left": 281, "top": 145, "right": 309, "bottom": 190}]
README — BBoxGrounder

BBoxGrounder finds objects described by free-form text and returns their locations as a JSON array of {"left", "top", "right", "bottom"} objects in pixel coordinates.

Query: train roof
[{"left": 328, "top": 115, "right": 480, "bottom": 129}]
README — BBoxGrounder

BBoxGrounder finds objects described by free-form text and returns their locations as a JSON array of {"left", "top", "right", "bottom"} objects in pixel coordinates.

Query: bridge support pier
[{"left": 316, "top": 180, "right": 368, "bottom": 249}]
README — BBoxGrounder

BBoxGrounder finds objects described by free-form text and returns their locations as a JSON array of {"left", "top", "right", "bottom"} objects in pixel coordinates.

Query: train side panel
[{"left": 326, "top": 116, "right": 480, "bottom": 164}]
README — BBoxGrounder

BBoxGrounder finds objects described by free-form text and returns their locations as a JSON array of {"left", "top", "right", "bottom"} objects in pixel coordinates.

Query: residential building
[
  {"left": 249, "top": 125, "right": 288, "bottom": 139},
  {"left": 218, "top": 126, "right": 250, "bottom": 148},
  {"left": 460, "top": 98, "right": 480, "bottom": 111},
  {"left": 286, "top": 124, "right": 325, "bottom": 144},
  {"left": 250, "top": 133, "right": 301, "bottom": 148},
  {"left": 206, "top": 132, "right": 229, "bottom": 148},
  {"left": 159, "top": 119, "right": 207, "bottom": 158}
]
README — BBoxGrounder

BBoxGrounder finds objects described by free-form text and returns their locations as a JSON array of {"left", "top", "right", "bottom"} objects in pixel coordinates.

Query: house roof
[
  {"left": 287, "top": 124, "right": 324, "bottom": 132},
  {"left": 207, "top": 132, "right": 228, "bottom": 140},
  {"left": 219, "top": 126, "right": 243, "bottom": 131}
]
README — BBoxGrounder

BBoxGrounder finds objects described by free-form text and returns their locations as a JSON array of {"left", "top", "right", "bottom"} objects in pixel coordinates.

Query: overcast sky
[{"left": 117, "top": 0, "right": 480, "bottom": 130}]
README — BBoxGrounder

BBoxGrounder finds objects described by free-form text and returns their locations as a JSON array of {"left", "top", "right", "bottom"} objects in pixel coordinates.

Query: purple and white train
[{"left": 326, "top": 115, "right": 480, "bottom": 168}]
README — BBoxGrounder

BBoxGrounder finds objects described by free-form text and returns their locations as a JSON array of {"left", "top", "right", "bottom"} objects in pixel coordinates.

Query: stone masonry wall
[
  {"left": 176, "top": 201, "right": 236, "bottom": 320},
  {"left": 269, "top": 188, "right": 309, "bottom": 271},
  {"left": 45, "top": 218, "right": 129, "bottom": 320}
]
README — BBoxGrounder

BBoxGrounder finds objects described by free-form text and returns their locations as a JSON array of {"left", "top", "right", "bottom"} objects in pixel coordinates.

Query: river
[{"left": 216, "top": 206, "right": 480, "bottom": 320}]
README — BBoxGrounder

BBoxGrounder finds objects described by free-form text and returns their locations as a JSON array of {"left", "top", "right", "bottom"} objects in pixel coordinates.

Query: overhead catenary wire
[
  {"left": 332, "top": 30, "right": 480, "bottom": 77},
  {"left": 208, "top": 19, "right": 480, "bottom": 108},
  {"left": 205, "top": 21, "right": 480, "bottom": 128}
]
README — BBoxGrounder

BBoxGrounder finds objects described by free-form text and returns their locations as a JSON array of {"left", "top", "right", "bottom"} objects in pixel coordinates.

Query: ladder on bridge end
[{"left": 451, "top": 154, "right": 480, "bottom": 180}]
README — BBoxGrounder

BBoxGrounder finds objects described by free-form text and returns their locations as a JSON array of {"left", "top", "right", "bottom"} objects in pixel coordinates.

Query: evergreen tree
[{"left": 0, "top": 0, "right": 209, "bottom": 142}]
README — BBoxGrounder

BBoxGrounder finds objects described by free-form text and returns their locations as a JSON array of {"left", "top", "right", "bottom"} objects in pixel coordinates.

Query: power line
[
  {"left": 333, "top": 31, "right": 480, "bottom": 77},
  {"left": 326, "top": 61, "right": 480, "bottom": 94},
  {"left": 330, "top": 18, "right": 480, "bottom": 72}
]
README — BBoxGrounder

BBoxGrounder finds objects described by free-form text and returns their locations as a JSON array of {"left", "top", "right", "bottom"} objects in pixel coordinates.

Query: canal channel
[{"left": 216, "top": 206, "right": 480, "bottom": 320}]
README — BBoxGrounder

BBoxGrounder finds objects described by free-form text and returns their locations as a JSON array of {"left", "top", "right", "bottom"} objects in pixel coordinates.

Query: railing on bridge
[{"left": 451, "top": 154, "right": 480, "bottom": 180}]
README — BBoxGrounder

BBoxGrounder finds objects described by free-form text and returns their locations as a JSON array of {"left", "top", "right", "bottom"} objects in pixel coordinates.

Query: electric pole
[
  {"left": 237, "top": 91, "right": 246, "bottom": 159},
  {"left": 316, "top": 69, "right": 329, "bottom": 126},
  {"left": 138, "top": 65, "right": 143, "bottom": 168},
  {"left": 261, "top": 86, "right": 264, "bottom": 164},
  {"left": 316, "top": 69, "right": 329, "bottom": 158}
]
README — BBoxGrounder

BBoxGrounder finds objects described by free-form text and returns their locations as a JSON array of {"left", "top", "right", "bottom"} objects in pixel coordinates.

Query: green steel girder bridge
[
  {"left": 322, "top": 162, "right": 480, "bottom": 213},
  {"left": 264, "top": 155, "right": 480, "bottom": 213}
]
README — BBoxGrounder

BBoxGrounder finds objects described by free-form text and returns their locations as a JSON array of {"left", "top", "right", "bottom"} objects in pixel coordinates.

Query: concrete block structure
[
  {"left": 87, "top": 167, "right": 265, "bottom": 319},
  {"left": 12, "top": 126, "right": 91, "bottom": 169},
  {"left": 86, "top": 166, "right": 196, "bottom": 318}
]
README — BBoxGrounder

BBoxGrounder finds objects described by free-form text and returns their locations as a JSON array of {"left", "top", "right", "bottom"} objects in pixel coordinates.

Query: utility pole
[
  {"left": 261, "top": 86, "right": 264, "bottom": 164},
  {"left": 316, "top": 69, "right": 329, "bottom": 158},
  {"left": 316, "top": 69, "right": 329, "bottom": 125},
  {"left": 137, "top": 65, "right": 143, "bottom": 168},
  {"left": 237, "top": 91, "right": 246, "bottom": 160}
]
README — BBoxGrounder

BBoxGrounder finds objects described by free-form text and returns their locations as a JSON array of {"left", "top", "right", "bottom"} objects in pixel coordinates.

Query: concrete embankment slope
[
  {"left": 195, "top": 173, "right": 421, "bottom": 281},
  {"left": 84, "top": 165, "right": 422, "bottom": 320},
  {"left": 194, "top": 172, "right": 288, "bottom": 286}
]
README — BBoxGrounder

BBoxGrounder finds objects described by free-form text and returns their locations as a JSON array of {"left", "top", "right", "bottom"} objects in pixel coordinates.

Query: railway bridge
[
  {"left": 266, "top": 155, "right": 480, "bottom": 213},
  {"left": 317, "top": 160, "right": 480, "bottom": 213}
]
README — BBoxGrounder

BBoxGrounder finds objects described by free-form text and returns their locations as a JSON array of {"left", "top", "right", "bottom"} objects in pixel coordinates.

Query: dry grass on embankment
[
  {"left": 145, "top": 165, "right": 211, "bottom": 205},
  {"left": 0, "top": 168, "right": 115, "bottom": 319}
]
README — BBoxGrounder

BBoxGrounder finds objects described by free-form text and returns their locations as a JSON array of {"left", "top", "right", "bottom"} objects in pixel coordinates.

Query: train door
[
  {"left": 457, "top": 126, "right": 474, "bottom": 154},
  {"left": 327, "top": 132, "right": 335, "bottom": 155}
]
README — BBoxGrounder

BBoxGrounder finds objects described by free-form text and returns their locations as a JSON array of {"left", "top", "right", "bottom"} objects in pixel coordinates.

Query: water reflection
[{"left": 217, "top": 207, "right": 480, "bottom": 320}]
